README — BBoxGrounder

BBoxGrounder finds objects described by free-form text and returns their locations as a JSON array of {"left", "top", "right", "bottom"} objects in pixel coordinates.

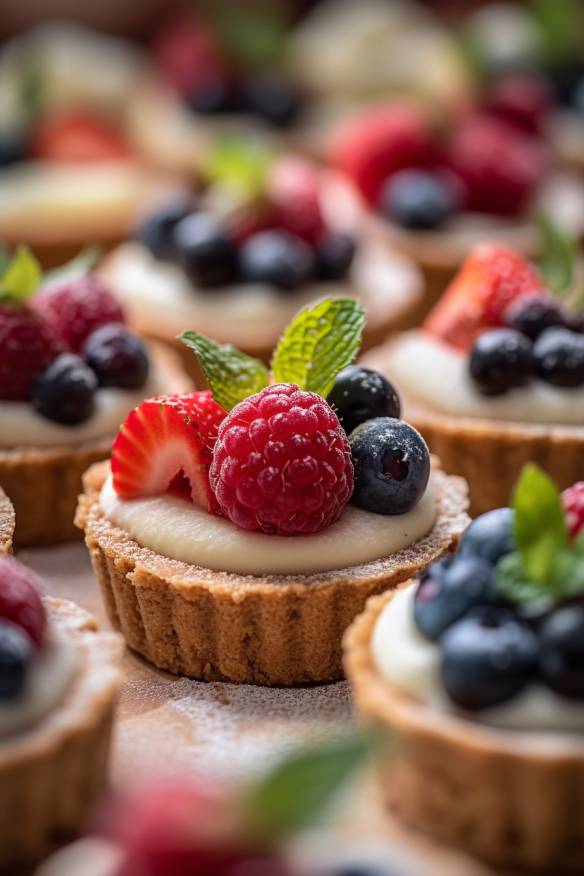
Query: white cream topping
[
  {"left": 0, "top": 368, "right": 170, "bottom": 449},
  {"left": 0, "top": 630, "right": 77, "bottom": 740},
  {"left": 99, "top": 474, "right": 438, "bottom": 576},
  {"left": 100, "top": 241, "right": 422, "bottom": 351},
  {"left": 372, "top": 585, "right": 584, "bottom": 732},
  {"left": 379, "top": 331, "right": 584, "bottom": 426}
]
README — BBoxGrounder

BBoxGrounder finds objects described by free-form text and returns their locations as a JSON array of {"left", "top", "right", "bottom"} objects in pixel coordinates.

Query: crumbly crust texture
[
  {"left": 363, "top": 340, "right": 584, "bottom": 516},
  {"left": 0, "top": 599, "right": 123, "bottom": 871},
  {"left": 0, "top": 343, "right": 191, "bottom": 548},
  {"left": 76, "top": 460, "right": 469, "bottom": 685},
  {"left": 344, "top": 589, "right": 584, "bottom": 871},
  {"left": 0, "top": 487, "right": 15, "bottom": 554}
]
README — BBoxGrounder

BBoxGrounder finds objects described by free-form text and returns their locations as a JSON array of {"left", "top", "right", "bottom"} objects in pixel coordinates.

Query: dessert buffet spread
[{"left": 1, "top": 3, "right": 584, "bottom": 874}]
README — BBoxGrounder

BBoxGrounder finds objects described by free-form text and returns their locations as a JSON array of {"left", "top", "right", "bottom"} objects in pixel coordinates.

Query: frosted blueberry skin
[{"left": 327, "top": 366, "right": 401, "bottom": 435}]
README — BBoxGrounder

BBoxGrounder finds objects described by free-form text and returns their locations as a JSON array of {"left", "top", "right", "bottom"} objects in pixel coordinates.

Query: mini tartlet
[
  {"left": 100, "top": 150, "right": 423, "bottom": 381},
  {"left": 344, "top": 466, "right": 584, "bottom": 871},
  {"left": 0, "top": 250, "right": 190, "bottom": 546},
  {"left": 0, "top": 547, "right": 123, "bottom": 871},
  {"left": 326, "top": 98, "right": 584, "bottom": 311},
  {"left": 77, "top": 299, "right": 469, "bottom": 685},
  {"left": 363, "top": 241, "right": 584, "bottom": 515},
  {"left": 0, "top": 23, "right": 175, "bottom": 266},
  {"left": 0, "top": 486, "right": 14, "bottom": 554}
]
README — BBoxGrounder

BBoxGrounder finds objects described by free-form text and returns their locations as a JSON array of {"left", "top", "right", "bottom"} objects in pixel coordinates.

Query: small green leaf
[
  {"left": 536, "top": 214, "right": 577, "bottom": 295},
  {"left": 208, "top": 3, "right": 289, "bottom": 70},
  {"left": 205, "top": 137, "right": 273, "bottom": 201},
  {"left": 529, "top": 0, "right": 582, "bottom": 59},
  {"left": 513, "top": 464, "right": 567, "bottom": 584},
  {"left": 244, "top": 732, "right": 371, "bottom": 840},
  {"left": 0, "top": 244, "right": 11, "bottom": 275},
  {"left": 20, "top": 56, "right": 43, "bottom": 115},
  {"left": 496, "top": 551, "right": 553, "bottom": 608},
  {"left": 180, "top": 331, "right": 269, "bottom": 411},
  {"left": 44, "top": 245, "right": 102, "bottom": 285},
  {"left": 1, "top": 246, "right": 42, "bottom": 300},
  {"left": 271, "top": 298, "right": 366, "bottom": 397}
]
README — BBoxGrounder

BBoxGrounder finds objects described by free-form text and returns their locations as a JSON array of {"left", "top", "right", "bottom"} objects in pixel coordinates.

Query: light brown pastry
[
  {"left": 75, "top": 460, "right": 468, "bottom": 686},
  {"left": 0, "top": 343, "right": 190, "bottom": 548},
  {"left": 344, "top": 588, "right": 584, "bottom": 871},
  {"left": 0, "top": 487, "right": 15, "bottom": 554},
  {"left": 0, "top": 598, "right": 123, "bottom": 872}
]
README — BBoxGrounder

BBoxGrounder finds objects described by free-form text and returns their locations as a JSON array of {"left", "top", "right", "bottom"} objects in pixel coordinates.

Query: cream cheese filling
[
  {"left": 100, "top": 240, "right": 421, "bottom": 350},
  {"left": 372, "top": 585, "right": 584, "bottom": 732},
  {"left": 379, "top": 331, "right": 584, "bottom": 426},
  {"left": 99, "top": 474, "right": 438, "bottom": 576},
  {"left": 0, "top": 630, "right": 77, "bottom": 741}
]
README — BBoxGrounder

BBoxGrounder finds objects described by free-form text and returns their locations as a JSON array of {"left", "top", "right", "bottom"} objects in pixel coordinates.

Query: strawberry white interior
[
  {"left": 0, "top": 629, "right": 77, "bottom": 740},
  {"left": 99, "top": 472, "right": 438, "bottom": 576},
  {"left": 372, "top": 585, "right": 584, "bottom": 732},
  {"left": 0, "top": 365, "right": 172, "bottom": 449},
  {"left": 370, "top": 331, "right": 584, "bottom": 425},
  {"left": 100, "top": 240, "right": 422, "bottom": 351}
]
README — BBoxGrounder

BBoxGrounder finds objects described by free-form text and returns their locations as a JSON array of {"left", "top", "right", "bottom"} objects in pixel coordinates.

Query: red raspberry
[
  {"left": 562, "top": 482, "right": 584, "bottom": 540},
  {"left": 483, "top": 71, "right": 553, "bottom": 135},
  {"left": 268, "top": 156, "right": 325, "bottom": 245},
  {"left": 447, "top": 114, "right": 547, "bottom": 216},
  {"left": 210, "top": 384, "right": 354, "bottom": 535},
  {"left": 0, "top": 303, "right": 62, "bottom": 400},
  {"left": 0, "top": 555, "right": 47, "bottom": 646},
  {"left": 32, "top": 274, "right": 125, "bottom": 352}
]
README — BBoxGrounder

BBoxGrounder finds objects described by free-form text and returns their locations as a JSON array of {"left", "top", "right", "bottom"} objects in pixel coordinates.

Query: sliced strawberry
[
  {"left": 30, "top": 109, "right": 132, "bottom": 163},
  {"left": 111, "top": 392, "right": 227, "bottom": 513},
  {"left": 153, "top": 15, "right": 228, "bottom": 97},
  {"left": 423, "top": 243, "right": 544, "bottom": 350},
  {"left": 329, "top": 104, "right": 438, "bottom": 207},
  {"left": 268, "top": 156, "right": 325, "bottom": 245}
]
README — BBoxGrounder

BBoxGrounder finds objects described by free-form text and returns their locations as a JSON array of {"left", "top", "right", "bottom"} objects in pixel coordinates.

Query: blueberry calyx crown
[{"left": 414, "top": 464, "right": 584, "bottom": 710}]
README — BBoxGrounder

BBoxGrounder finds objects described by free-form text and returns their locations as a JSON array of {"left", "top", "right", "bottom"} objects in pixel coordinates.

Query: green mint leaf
[
  {"left": 529, "top": 0, "right": 582, "bottom": 59},
  {"left": 271, "top": 298, "right": 366, "bottom": 397},
  {"left": 43, "top": 245, "right": 101, "bottom": 285},
  {"left": 0, "top": 244, "right": 10, "bottom": 275},
  {"left": 536, "top": 214, "right": 577, "bottom": 295},
  {"left": 208, "top": 4, "right": 289, "bottom": 70},
  {"left": 205, "top": 137, "right": 273, "bottom": 201},
  {"left": 180, "top": 331, "right": 269, "bottom": 411},
  {"left": 244, "top": 731, "right": 371, "bottom": 840},
  {"left": 20, "top": 56, "right": 43, "bottom": 115},
  {"left": 513, "top": 464, "right": 567, "bottom": 584},
  {"left": 495, "top": 551, "right": 553, "bottom": 608},
  {"left": 1, "top": 246, "right": 42, "bottom": 301}
]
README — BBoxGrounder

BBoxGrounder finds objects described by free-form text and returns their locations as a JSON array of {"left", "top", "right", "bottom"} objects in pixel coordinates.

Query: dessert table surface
[{"left": 22, "top": 541, "right": 513, "bottom": 876}]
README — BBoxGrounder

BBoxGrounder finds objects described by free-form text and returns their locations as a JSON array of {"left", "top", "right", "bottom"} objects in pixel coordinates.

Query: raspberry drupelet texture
[{"left": 210, "top": 384, "right": 354, "bottom": 535}]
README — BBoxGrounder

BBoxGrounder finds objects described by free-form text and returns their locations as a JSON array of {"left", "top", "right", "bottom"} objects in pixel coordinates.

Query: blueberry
[
  {"left": 349, "top": 418, "right": 430, "bottom": 515},
  {"left": 136, "top": 197, "right": 195, "bottom": 261},
  {"left": 173, "top": 213, "right": 239, "bottom": 288},
  {"left": 469, "top": 328, "right": 533, "bottom": 395},
  {"left": 317, "top": 232, "right": 356, "bottom": 281},
  {"left": 379, "top": 170, "right": 457, "bottom": 230},
  {"left": 0, "top": 620, "right": 33, "bottom": 701},
  {"left": 241, "top": 74, "right": 302, "bottom": 127},
  {"left": 459, "top": 507, "right": 515, "bottom": 564},
  {"left": 504, "top": 294, "right": 567, "bottom": 340},
  {"left": 571, "top": 77, "right": 584, "bottom": 114},
  {"left": 32, "top": 353, "right": 97, "bottom": 425},
  {"left": 327, "top": 366, "right": 401, "bottom": 435},
  {"left": 539, "top": 605, "right": 584, "bottom": 699},
  {"left": 533, "top": 327, "right": 584, "bottom": 388},
  {"left": 239, "top": 231, "right": 316, "bottom": 290},
  {"left": 414, "top": 555, "right": 498, "bottom": 641},
  {"left": 83, "top": 323, "right": 150, "bottom": 390},
  {"left": 186, "top": 71, "right": 241, "bottom": 115},
  {"left": 440, "top": 607, "right": 539, "bottom": 710},
  {"left": 0, "top": 133, "right": 26, "bottom": 167}
]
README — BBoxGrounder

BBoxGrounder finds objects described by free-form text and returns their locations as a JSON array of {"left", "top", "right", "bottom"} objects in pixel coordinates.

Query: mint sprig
[
  {"left": 536, "top": 214, "right": 577, "bottom": 297},
  {"left": 205, "top": 137, "right": 273, "bottom": 201},
  {"left": 243, "top": 731, "right": 371, "bottom": 840},
  {"left": 496, "top": 464, "right": 584, "bottom": 605},
  {"left": 0, "top": 246, "right": 42, "bottom": 301},
  {"left": 180, "top": 331, "right": 269, "bottom": 411},
  {"left": 271, "top": 298, "right": 366, "bottom": 397}
]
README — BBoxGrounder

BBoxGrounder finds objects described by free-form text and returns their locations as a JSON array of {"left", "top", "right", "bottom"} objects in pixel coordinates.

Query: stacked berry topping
[
  {"left": 153, "top": 12, "right": 302, "bottom": 128},
  {"left": 414, "top": 465, "right": 584, "bottom": 711},
  {"left": 422, "top": 235, "right": 584, "bottom": 395},
  {"left": 331, "top": 99, "right": 548, "bottom": 229},
  {"left": 0, "top": 555, "right": 47, "bottom": 700},
  {"left": 136, "top": 150, "right": 356, "bottom": 293},
  {"left": 0, "top": 248, "right": 150, "bottom": 424},
  {"left": 112, "top": 298, "right": 431, "bottom": 536}
]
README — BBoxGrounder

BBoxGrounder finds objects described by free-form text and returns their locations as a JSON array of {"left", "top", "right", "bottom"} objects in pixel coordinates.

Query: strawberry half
[
  {"left": 30, "top": 109, "right": 132, "bottom": 163},
  {"left": 111, "top": 392, "right": 227, "bottom": 513},
  {"left": 423, "top": 243, "right": 544, "bottom": 351}
]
